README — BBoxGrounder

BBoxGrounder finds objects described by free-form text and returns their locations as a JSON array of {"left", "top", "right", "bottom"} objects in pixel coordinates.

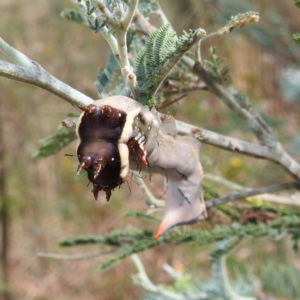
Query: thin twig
[
  {"left": 92, "top": 0, "right": 139, "bottom": 99},
  {"left": 206, "top": 181, "right": 300, "bottom": 207},
  {"left": 71, "top": 0, "right": 120, "bottom": 62},
  {"left": 220, "top": 256, "right": 256, "bottom": 300},
  {"left": 204, "top": 173, "right": 300, "bottom": 206},
  {"left": 194, "top": 40, "right": 202, "bottom": 64},
  {"left": 176, "top": 120, "right": 300, "bottom": 179},
  {"left": 0, "top": 60, "right": 93, "bottom": 106},
  {"left": 0, "top": 37, "right": 34, "bottom": 67},
  {"left": 135, "top": 175, "right": 165, "bottom": 208},
  {"left": 131, "top": 254, "right": 207, "bottom": 299},
  {"left": 158, "top": 94, "right": 187, "bottom": 110},
  {"left": 193, "top": 61, "right": 275, "bottom": 146},
  {"left": 36, "top": 249, "right": 114, "bottom": 260}
]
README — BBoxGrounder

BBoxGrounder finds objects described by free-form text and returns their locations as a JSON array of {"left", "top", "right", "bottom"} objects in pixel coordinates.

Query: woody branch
[
  {"left": 71, "top": 0, "right": 139, "bottom": 99},
  {"left": 0, "top": 36, "right": 299, "bottom": 181}
]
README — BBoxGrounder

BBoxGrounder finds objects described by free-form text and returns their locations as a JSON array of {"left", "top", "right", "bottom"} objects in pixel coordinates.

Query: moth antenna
[{"left": 65, "top": 154, "right": 76, "bottom": 157}]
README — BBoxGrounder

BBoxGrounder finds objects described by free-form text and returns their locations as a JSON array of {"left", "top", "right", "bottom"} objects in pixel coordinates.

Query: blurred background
[{"left": 0, "top": 0, "right": 300, "bottom": 299}]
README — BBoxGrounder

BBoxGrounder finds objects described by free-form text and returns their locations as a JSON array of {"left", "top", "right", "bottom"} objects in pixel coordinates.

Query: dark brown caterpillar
[
  {"left": 75, "top": 95, "right": 207, "bottom": 239},
  {"left": 76, "top": 98, "right": 148, "bottom": 201}
]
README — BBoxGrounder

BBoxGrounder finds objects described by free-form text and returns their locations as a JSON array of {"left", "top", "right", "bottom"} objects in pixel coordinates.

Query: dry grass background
[{"left": 0, "top": 0, "right": 300, "bottom": 299}]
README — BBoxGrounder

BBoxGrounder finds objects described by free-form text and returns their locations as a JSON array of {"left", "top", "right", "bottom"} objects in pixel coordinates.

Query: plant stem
[{"left": 206, "top": 181, "right": 300, "bottom": 207}]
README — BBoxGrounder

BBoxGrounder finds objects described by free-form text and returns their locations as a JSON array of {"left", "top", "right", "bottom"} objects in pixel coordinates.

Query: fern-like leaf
[
  {"left": 209, "top": 238, "right": 240, "bottom": 262},
  {"left": 96, "top": 52, "right": 127, "bottom": 95},
  {"left": 60, "top": 10, "right": 90, "bottom": 27},
  {"left": 293, "top": 0, "right": 300, "bottom": 8},
  {"left": 99, "top": 238, "right": 157, "bottom": 272},
  {"left": 135, "top": 25, "right": 206, "bottom": 105},
  {"left": 59, "top": 228, "right": 152, "bottom": 247},
  {"left": 124, "top": 211, "right": 161, "bottom": 223},
  {"left": 293, "top": 33, "right": 300, "bottom": 44},
  {"left": 58, "top": 212, "right": 300, "bottom": 274},
  {"left": 33, "top": 126, "right": 76, "bottom": 159},
  {"left": 204, "top": 47, "right": 232, "bottom": 86},
  {"left": 138, "top": 0, "right": 159, "bottom": 15}
]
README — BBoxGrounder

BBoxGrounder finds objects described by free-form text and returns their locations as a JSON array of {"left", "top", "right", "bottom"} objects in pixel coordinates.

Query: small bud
[
  {"left": 128, "top": 73, "right": 135, "bottom": 80},
  {"left": 229, "top": 12, "right": 259, "bottom": 30}
]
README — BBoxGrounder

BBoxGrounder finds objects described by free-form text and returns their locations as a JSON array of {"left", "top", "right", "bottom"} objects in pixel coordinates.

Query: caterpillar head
[{"left": 76, "top": 104, "right": 128, "bottom": 201}]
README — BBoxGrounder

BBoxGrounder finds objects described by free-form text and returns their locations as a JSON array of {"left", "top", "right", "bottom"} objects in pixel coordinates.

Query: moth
[{"left": 75, "top": 95, "right": 207, "bottom": 239}]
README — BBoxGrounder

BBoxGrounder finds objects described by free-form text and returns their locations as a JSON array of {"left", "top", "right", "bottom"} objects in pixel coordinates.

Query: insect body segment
[{"left": 76, "top": 103, "right": 128, "bottom": 201}]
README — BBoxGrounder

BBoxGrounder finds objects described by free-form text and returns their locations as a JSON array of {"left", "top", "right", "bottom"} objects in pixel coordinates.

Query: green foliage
[
  {"left": 249, "top": 203, "right": 295, "bottom": 216},
  {"left": 124, "top": 210, "right": 161, "bottom": 223},
  {"left": 209, "top": 238, "right": 240, "bottom": 262},
  {"left": 59, "top": 228, "right": 153, "bottom": 247},
  {"left": 142, "top": 248, "right": 255, "bottom": 300},
  {"left": 135, "top": 24, "right": 206, "bottom": 105},
  {"left": 203, "top": 184, "right": 220, "bottom": 200},
  {"left": 60, "top": 10, "right": 90, "bottom": 27},
  {"left": 204, "top": 47, "right": 231, "bottom": 86},
  {"left": 58, "top": 212, "right": 300, "bottom": 274},
  {"left": 215, "top": 205, "right": 241, "bottom": 221},
  {"left": 211, "top": 1, "right": 297, "bottom": 62},
  {"left": 96, "top": 52, "right": 128, "bottom": 96},
  {"left": 33, "top": 125, "right": 77, "bottom": 158},
  {"left": 142, "top": 257, "right": 300, "bottom": 300},
  {"left": 85, "top": 0, "right": 97, "bottom": 15},
  {"left": 174, "top": 214, "right": 300, "bottom": 246},
  {"left": 61, "top": 2, "right": 206, "bottom": 106},
  {"left": 293, "top": 33, "right": 300, "bottom": 44},
  {"left": 231, "top": 89, "right": 251, "bottom": 109},
  {"left": 138, "top": 0, "right": 159, "bottom": 15},
  {"left": 293, "top": 0, "right": 300, "bottom": 8},
  {"left": 99, "top": 238, "right": 157, "bottom": 271},
  {"left": 61, "top": 8, "right": 104, "bottom": 32},
  {"left": 290, "top": 229, "right": 300, "bottom": 251},
  {"left": 88, "top": 18, "right": 106, "bottom": 33},
  {"left": 261, "top": 261, "right": 300, "bottom": 299}
]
